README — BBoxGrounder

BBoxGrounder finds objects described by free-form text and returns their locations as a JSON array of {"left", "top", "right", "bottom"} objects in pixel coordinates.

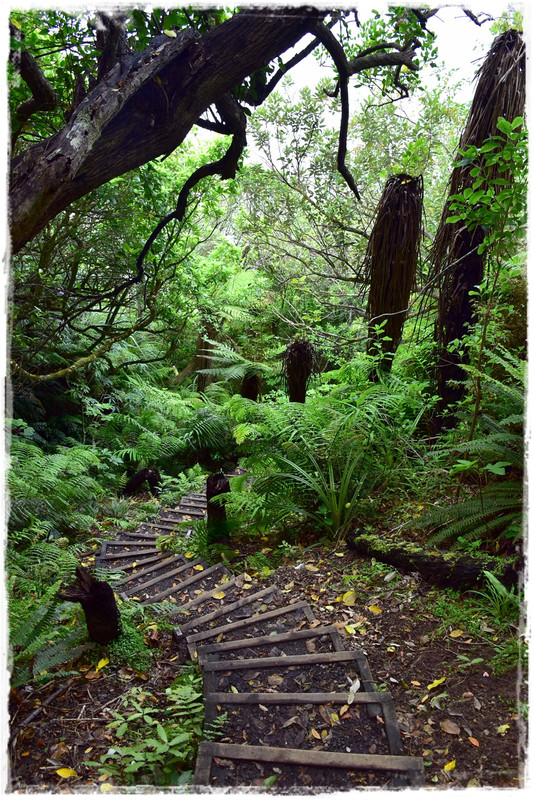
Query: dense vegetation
[{"left": 6, "top": 4, "right": 526, "bottom": 790}]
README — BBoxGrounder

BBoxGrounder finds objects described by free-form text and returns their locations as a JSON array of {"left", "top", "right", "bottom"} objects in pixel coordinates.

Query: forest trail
[{"left": 95, "top": 482, "right": 425, "bottom": 790}]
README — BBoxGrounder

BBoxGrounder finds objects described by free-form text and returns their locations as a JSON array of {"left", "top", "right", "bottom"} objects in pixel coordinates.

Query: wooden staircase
[{"left": 95, "top": 484, "right": 424, "bottom": 791}]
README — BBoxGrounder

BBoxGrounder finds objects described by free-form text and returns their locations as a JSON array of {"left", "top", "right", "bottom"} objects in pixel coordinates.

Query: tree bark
[
  {"left": 10, "top": 8, "right": 325, "bottom": 253},
  {"left": 349, "top": 532, "right": 519, "bottom": 590},
  {"left": 58, "top": 567, "right": 121, "bottom": 645}
]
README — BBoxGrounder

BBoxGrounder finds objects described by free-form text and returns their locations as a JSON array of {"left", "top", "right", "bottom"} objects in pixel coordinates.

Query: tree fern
[{"left": 417, "top": 482, "right": 523, "bottom": 546}]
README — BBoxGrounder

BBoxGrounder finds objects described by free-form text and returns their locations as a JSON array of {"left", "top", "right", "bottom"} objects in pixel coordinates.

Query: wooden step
[
  {"left": 112, "top": 554, "right": 187, "bottom": 587},
  {"left": 203, "top": 690, "right": 402, "bottom": 755},
  {"left": 194, "top": 742, "right": 425, "bottom": 789},
  {"left": 196, "top": 625, "right": 344, "bottom": 665},
  {"left": 140, "top": 562, "right": 230, "bottom": 605},
  {"left": 122, "top": 558, "right": 206, "bottom": 596},
  {"left": 184, "top": 600, "right": 316, "bottom": 658},
  {"left": 201, "top": 649, "right": 377, "bottom": 699},
  {"left": 173, "top": 585, "right": 281, "bottom": 635}
]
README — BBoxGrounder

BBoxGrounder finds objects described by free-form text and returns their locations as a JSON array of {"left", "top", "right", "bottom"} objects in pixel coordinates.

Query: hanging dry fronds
[
  {"left": 365, "top": 172, "right": 423, "bottom": 372},
  {"left": 282, "top": 339, "right": 316, "bottom": 403},
  {"left": 431, "top": 29, "right": 526, "bottom": 273},
  {"left": 426, "top": 29, "right": 525, "bottom": 423}
]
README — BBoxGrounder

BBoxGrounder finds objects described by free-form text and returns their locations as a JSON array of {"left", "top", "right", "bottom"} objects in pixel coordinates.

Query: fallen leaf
[
  {"left": 443, "top": 760, "right": 456, "bottom": 772},
  {"left": 51, "top": 742, "right": 70, "bottom": 759},
  {"left": 310, "top": 728, "right": 322, "bottom": 740},
  {"left": 345, "top": 624, "right": 356, "bottom": 635},
  {"left": 282, "top": 715, "right": 301, "bottom": 728},
  {"left": 342, "top": 590, "right": 357, "bottom": 605},
  {"left": 56, "top": 768, "right": 77, "bottom": 778},
  {"left": 267, "top": 674, "right": 285, "bottom": 687},
  {"left": 427, "top": 677, "right": 446, "bottom": 690},
  {"left": 305, "top": 564, "right": 319, "bottom": 572},
  {"left": 367, "top": 604, "right": 382, "bottom": 615},
  {"left": 449, "top": 629, "right": 463, "bottom": 638},
  {"left": 440, "top": 719, "right": 461, "bottom": 735},
  {"left": 306, "top": 639, "right": 316, "bottom": 653},
  {"left": 497, "top": 723, "right": 510, "bottom": 735},
  {"left": 230, "top": 686, "right": 239, "bottom": 693},
  {"left": 468, "top": 737, "right": 480, "bottom": 747},
  {"left": 212, "top": 591, "right": 226, "bottom": 600},
  {"left": 193, "top": 564, "right": 204, "bottom": 571},
  {"left": 84, "top": 671, "right": 101, "bottom": 681}
]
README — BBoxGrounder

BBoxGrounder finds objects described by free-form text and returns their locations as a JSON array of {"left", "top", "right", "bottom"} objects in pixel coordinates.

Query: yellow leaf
[
  {"left": 325, "top": 605, "right": 335, "bottom": 611},
  {"left": 96, "top": 658, "right": 109, "bottom": 672},
  {"left": 163, "top": 29, "right": 177, "bottom": 37},
  {"left": 230, "top": 686, "right": 239, "bottom": 693},
  {"left": 444, "top": 760, "right": 456, "bottom": 772},
  {"left": 334, "top": 552, "right": 345, "bottom": 557},
  {"left": 345, "top": 624, "right": 356, "bottom": 635},
  {"left": 368, "top": 604, "right": 382, "bottom": 615},
  {"left": 56, "top": 768, "right": 77, "bottom": 778},
  {"left": 11, "top": 19, "right": 22, "bottom": 29},
  {"left": 212, "top": 591, "right": 226, "bottom": 600},
  {"left": 427, "top": 676, "right": 446, "bottom": 690},
  {"left": 449, "top": 629, "right": 463, "bottom": 638},
  {"left": 100, "top": 783, "right": 114, "bottom": 792},
  {"left": 497, "top": 724, "right": 510, "bottom": 735},
  {"left": 340, "top": 705, "right": 349, "bottom": 716},
  {"left": 305, "top": 564, "right": 319, "bottom": 572},
  {"left": 310, "top": 728, "right": 321, "bottom": 740},
  {"left": 342, "top": 590, "right": 357, "bottom": 605},
  {"left": 242, "top": 583, "right": 253, "bottom": 590},
  {"left": 193, "top": 564, "right": 204, "bottom": 571},
  {"left": 184, "top": 551, "right": 194, "bottom": 558}
]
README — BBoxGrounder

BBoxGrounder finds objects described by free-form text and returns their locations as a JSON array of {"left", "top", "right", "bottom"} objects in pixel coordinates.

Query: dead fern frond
[{"left": 364, "top": 173, "right": 423, "bottom": 372}]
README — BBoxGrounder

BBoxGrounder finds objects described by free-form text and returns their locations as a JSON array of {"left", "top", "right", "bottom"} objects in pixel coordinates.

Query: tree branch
[{"left": 9, "top": 22, "right": 58, "bottom": 142}]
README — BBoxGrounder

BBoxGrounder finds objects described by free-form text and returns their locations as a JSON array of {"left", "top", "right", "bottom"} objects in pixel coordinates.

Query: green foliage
[
  {"left": 470, "top": 571, "right": 522, "bottom": 628},
  {"left": 8, "top": 578, "right": 90, "bottom": 688},
  {"left": 107, "top": 602, "right": 153, "bottom": 672},
  {"left": 446, "top": 117, "right": 527, "bottom": 255},
  {"left": 85, "top": 665, "right": 213, "bottom": 786},
  {"left": 8, "top": 436, "right": 105, "bottom": 544}
]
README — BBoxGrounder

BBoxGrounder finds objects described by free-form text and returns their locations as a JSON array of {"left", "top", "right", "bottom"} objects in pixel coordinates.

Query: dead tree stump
[
  {"left": 206, "top": 472, "right": 231, "bottom": 542},
  {"left": 58, "top": 567, "right": 121, "bottom": 644}
]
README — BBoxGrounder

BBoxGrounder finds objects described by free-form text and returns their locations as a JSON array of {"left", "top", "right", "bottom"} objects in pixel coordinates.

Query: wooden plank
[
  {"left": 202, "top": 648, "right": 367, "bottom": 673},
  {"left": 175, "top": 585, "right": 280, "bottom": 634},
  {"left": 194, "top": 742, "right": 425, "bottom": 785},
  {"left": 103, "top": 552, "right": 174, "bottom": 571},
  {"left": 98, "top": 546, "right": 161, "bottom": 560},
  {"left": 115, "top": 530, "right": 159, "bottom": 541},
  {"left": 140, "top": 561, "right": 230, "bottom": 605},
  {"left": 112, "top": 554, "right": 186, "bottom": 586},
  {"left": 203, "top": 690, "right": 402, "bottom": 755},
  {"left": 122, "top": 558, "right": 205, "bottom": 596},
  {"left": 197, "top": 625, "right": 344, "bottom": 665},
  {"left": 98, "top": 539, "right": 158, "bottom": 548},
  {"left": 185, "top": 600, "right": 315, "bottom": 648},
  {"left": 175, "top": 574, "right": 242, "bottom": 611}
]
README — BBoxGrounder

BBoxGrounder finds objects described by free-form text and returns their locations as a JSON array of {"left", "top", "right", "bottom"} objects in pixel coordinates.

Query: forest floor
[{"left": 8, "top": 525, "right": 527, "bottom": 792}]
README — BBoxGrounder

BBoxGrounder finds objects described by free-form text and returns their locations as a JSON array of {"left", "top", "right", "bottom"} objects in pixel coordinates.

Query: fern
[{"left": 418, "top": 481, "right": 523, "bottom": 546}]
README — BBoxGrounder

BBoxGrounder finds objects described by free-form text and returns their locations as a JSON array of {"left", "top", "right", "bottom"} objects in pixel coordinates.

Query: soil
[{"left": 7, "top": 542, "right": 526, "bottom": 792}]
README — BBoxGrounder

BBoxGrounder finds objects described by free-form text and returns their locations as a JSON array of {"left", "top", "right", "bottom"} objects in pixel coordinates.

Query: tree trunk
[
  {"left": 10, "top": 9, "right": 325, "bottom": 253},
  {"left": 349, "top": 532, "right": 519, "bottom": 590},
  {"left": 58, "top": 567, "right": 121, "bottom": 644},
  {"left": 206, "top": 471, "right": 231, "bottom": 542}
]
